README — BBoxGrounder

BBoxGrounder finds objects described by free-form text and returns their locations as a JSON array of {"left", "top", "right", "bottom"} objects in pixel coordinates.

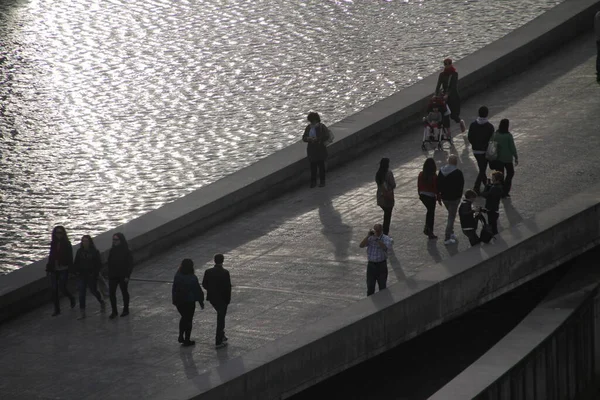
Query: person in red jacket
[{"left": 418, "top": 158, "right": 441, "bottom": 239}]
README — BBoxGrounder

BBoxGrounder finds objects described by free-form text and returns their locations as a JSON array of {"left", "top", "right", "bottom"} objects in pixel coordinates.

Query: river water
[{"left": 0, "top": 0, "right": 563, "bottom": 273}]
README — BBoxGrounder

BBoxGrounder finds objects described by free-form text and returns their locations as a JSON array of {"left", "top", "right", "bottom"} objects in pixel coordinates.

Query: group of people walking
[
  {"left": 46, "top": 227, "right": 132, "bottom": 319},
  {"left": 45, "top": 227, "right": 232, "bottom": 349}
]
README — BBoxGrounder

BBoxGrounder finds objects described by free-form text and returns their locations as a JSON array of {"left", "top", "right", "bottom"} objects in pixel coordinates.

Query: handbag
[{"left": 486, "top": 132, "right": 498, "bottom": 161}]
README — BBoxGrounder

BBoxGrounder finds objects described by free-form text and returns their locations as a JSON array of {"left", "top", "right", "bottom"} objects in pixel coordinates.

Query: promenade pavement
[{"left": 1, "top": 32, "right": 599, "bottom": 400}]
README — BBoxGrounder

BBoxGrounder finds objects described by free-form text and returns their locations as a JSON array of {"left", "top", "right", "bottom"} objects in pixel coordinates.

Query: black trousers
[
  {"left": 419, "top": 194, "right": 437, "bottom": 234},
  {"left": 473, "top": 153, "right": 488, "bottom": 192},
  {"left": 366, "top": 260, "right": 388, "bottom": 296},
  {"left": 310, "top": 160, "right": 326, "bottom": 184},
  {"left": 380, "top": 205, "right": 393, "bottom": 235},
  {"left": 109, "top": 277, "right": 130, "bottom": 314},
  {"left": 487, "top": 211, "right": 499, "bottom": 235},
  {"left": 51, "top": 270, "right": 74, "bottom": 312},
  {"left": 211, "top": 302, "right": 228, "bottom": 345},
  {"left": 462, "top": 229, "right": 480, "bottom": 246},
  {"left": 176, "top": 302, "right": 196, "bottom": 341}
]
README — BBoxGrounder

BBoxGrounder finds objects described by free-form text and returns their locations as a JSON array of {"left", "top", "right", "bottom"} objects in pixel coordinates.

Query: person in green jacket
[{"left": 490, "top": 119, "right": 518, "bottom": 198}]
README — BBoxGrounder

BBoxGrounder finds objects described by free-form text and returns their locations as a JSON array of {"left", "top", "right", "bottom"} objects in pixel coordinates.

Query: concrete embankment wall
[
  {"left": 151, "top": 183, "right": 600, "bottom": 399},
  {"left": 429, "top": 249, "right": 600, "bottom": 400},
  {"left": 0, "top": 0, "right": 597, "bottom": 325}
]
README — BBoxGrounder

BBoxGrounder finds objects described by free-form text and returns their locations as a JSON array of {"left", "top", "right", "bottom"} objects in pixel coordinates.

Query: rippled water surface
[{"left": 0, "top": 0, "right": 563, "bottom": 273}]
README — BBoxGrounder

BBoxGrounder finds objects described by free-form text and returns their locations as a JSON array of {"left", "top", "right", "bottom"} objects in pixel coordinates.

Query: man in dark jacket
[
  {"left": 202, "top": 253, "right": 232, "bottom": 349},
  {"left": 467, "top": 106, "right": 495, "bottom": 194},
  {"left": 437, "top": 155, "right": 464, "bottom": 245}
]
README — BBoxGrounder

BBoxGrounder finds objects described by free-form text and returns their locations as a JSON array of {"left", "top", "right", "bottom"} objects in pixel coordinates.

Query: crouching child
[{"left": 459, "top": 189, "right": 480, "bottom": 246}]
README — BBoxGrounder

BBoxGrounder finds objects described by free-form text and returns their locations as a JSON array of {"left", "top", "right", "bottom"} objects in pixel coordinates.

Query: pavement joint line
[{"left": 131, "top": 278, "right": 357, "bottom": 301}]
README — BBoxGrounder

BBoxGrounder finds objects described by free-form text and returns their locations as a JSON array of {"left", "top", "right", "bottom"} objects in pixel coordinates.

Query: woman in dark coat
[
  {"left": 107, "top": 232, "right": 133, "bottom": 319},
  {"left": 375, "top": 158, "right": 396, "bottom": 235},
  {"left": 435, "top": 58, "right": 465, "bottom": 133},
  {"left": 46, "top": 225, "right": 76, "bottom": 316},
  {"left": 73, "top": 235, "right": 106, "bottom": 319},
  {"left": 172, "top": 259, "right": 205, "bottom": 346},
  {"left": 302, "top": 112, "right": 330, "bottom": 188}
]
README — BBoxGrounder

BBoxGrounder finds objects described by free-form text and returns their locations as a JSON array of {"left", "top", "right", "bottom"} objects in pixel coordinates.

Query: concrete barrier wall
[
  {"left": 149, "top": 183, "right": 600, "bottom": 400},
  {"left": 0, "top": 0, "right": 597, "bottom": 322},
  {"left": 429, "top": 251, "right": 600, "bottom": 400}
]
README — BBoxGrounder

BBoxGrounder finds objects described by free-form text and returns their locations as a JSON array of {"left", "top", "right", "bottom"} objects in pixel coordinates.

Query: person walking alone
[
  {"left": 437, "top": 155, "right": 465, "bottom": 245},
  {"left": 467, "top": 106, "right": 495, "bottom": 195},
  {"left": 489, "top": 118, "right": 518, "bottom": 198},
  {"left": 46, "top": 226, "right": 76, "bottom": 316},
  {"left": 172, "top": 259, "right": 205, "bottom": 347},
  {"left": 375, "top": 157, "right": 396, "bottom": 235},
  {"left": 302, "top": 112, "right": 332, "bottom": 188},
  {"left": 435, "top": 58, "right": 466, "bottom": 133},
  {"left": 107, "top": 232, "right": 133, "bottom": 319},
  {"left": 359, "top": 223, "right": 393, "bottom": 296},
  {"left": 73, "top": 235, "right": 106, "bottom": 319},
  {"left": 418, "top": 158, "right": 441, "bottom": 239},
  {"left": 202, "top": 254, "right": 232, "bottom": 349}
]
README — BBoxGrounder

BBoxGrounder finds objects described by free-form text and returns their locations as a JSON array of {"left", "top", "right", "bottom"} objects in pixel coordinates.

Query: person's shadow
[
  {"left": 179, "top": 346, "right": 200, "bottom": 379},
  {"left": 426, "top": 239, "right": 443, "bottom": 263},
  {"left": 318, "top": 199, "right": 353, "bottom": 261},
  {"left": 387, "top": 248, "right": 418, "bottom": 291}
]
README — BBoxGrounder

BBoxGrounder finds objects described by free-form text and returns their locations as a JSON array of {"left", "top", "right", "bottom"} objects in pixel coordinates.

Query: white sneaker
[{"left": 444, "top": 238, "right": 456, "bottom": 245}]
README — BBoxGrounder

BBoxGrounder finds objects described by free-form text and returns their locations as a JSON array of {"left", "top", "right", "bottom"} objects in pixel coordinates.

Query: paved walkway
[{"left": 1, "top": 33, "right": 599, "bottom": 399}]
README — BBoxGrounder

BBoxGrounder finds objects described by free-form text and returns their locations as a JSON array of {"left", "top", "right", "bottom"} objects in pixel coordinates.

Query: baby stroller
[{"left": 421, "top": 94, "right": 452, "bottom": 151}]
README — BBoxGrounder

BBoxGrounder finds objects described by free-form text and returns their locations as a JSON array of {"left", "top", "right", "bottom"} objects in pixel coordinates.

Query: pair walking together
[{"left": 172, "top": 254, "right": 232, "bottom": 349}]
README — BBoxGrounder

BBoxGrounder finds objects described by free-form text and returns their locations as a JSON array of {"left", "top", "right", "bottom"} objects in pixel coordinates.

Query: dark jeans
[
  {"left": 310, "top": 160, "right": 326, "bottom": 184},
  {"left": 488, "top": 211, "right": 499, "bottom": 235},
  {"left": 447, "top": 97, "right": 461, "bottom": 123},
  {"left": 473, "top": 153, "right": 488, "bottom": 192},
  {"left": 366, "top": 260, "right": 388, "bottom": 296},
  {"left": 462, "top": 229, "right": 480, "bottom": 246},
  {"left": 109, "top": 277, "right": 130, "bottom": 314},
  {"left": 211, "top": 302, "right": 228, "bottom": 345},
  {"left": 596, "top": 41, "right": 600, "bottom": 77},
  {"left": 419, "top": 194, "right": 437, "bottom": 234},
  {"left": 380, "top": 205, "right": 393, "bottom": 235},
  {"left": 176, "top": 302, "right": 196, "bottom": 341},
  {"left": 490, "top": 161, "right": 514, "bottom": 196},
  {"left": 51, "top": 270, "right": 74, "bottom": 312},
  {"left": 78, "top": 272, "right": 103, "bottom": 309}
]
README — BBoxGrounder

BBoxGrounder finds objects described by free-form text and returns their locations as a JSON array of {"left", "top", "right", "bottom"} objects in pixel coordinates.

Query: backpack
[{"left": 486, "top": 132, "right": 498, "bottom": 161}]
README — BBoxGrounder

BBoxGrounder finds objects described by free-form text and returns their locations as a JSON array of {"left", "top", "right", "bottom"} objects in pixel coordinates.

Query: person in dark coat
[
  {"left": 107, "top": 232, "right": 133, "bottom": 319},
  {"left": 467, "top": 106, "right": 495, "bottom": 194},
  {"left": 202, "top": 253, "right": 232, "bottom": 349},
  {"left": 302, "top": 112, "right": 331, "bottom": 188},
  {"left": 435, "top": 58, "right": 465, "bottom": 133},
  {"left": 481, "top": 171, "right": 504, "bottom": 236},
  {"left": 73, "top": 235, "right": 106, "bottom": 319},
  {"left": 172, "top": 259, "right": 205, "bottom": 347},
  {"left": 46, "top": 225, "right": 76, "bottom": 316},
  {"left": 418, "top": 158, "right": 441, "bottom": 239},
  {"left": 375, "top": 157, "right": 396, "bottom": 235}
]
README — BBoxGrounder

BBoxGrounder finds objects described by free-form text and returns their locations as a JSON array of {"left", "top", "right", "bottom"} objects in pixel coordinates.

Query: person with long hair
[
  {"left": 489, "top": 118, "right": 518, "bottom": 198},
  {"left": 375, "top": 158, "right": 396, "bottom": 235},
  {"left": 172, "top": 259, "right": 205, "bottom": 347},
  {"left": 107, "top": 232, "right": 133, "bottom": 319},
  {"left": 418, "top": 158, "right": 441, "bottom": 239},
  {"left": 46, "top": 225, "right": 76, "bottom": 316},
  {"left": 73, "top": 235, "right": 106, "bottom": 319}
]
